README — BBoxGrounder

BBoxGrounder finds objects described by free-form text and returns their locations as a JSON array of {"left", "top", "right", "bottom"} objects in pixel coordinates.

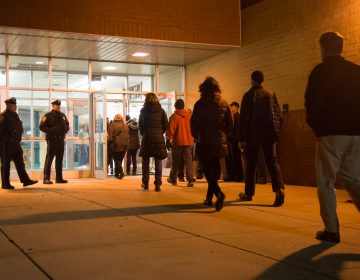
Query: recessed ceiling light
[
  {"left": 103, "top": 66, "right": 117, "bottom": 71},
  {"left": 132, "top": 52, "right": 149, "bottom": 57},
  {"left": 35, "top": 61, "right": 44, "bottom": 65}
]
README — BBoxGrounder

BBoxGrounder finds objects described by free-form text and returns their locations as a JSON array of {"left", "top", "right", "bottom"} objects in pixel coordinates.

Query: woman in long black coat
[
  {"left": 139, "top": 93, "right": 168, "bottom": 191},
  {"left": 190, "top": 77, "right": 233, "bottom": 211}
]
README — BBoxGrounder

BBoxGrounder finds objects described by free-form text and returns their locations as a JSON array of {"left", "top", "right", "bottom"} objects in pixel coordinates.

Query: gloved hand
[{"left": 166, "top": 139, "right": 172, "bottom": 151}]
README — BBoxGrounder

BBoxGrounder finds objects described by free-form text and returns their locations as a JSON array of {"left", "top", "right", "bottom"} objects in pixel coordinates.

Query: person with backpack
[
  {"left": 238, "top": 70, "right": 285, "bottom": 207},
  {"left": 108, "top": 114, "right": 129, "bottom": 179}
]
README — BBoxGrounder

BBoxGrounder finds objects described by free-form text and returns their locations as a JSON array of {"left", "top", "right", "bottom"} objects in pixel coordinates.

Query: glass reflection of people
[{"left": 79, "top": 124, "right": 89, "bottom": 167}]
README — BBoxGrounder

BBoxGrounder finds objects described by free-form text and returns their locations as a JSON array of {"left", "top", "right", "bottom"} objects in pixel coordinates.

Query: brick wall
[
  {"left": 186, "top": 0, "right": 360, "bottom": 186},
  {"left": 0, "top": 0, "right": 241, "bottom": 46}
]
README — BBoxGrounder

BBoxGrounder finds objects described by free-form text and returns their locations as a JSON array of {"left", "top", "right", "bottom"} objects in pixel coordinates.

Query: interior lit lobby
[{"left": 0, "top": 0, "right": 359, "bottom": 279}]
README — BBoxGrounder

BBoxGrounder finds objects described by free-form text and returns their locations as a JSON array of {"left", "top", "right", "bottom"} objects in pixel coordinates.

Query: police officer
[
  {"left": 40, "top": 99, "right": 69, "bottom": 184},
  {"left": 0, "top": 97, "right": 38, "bottom": 189}
]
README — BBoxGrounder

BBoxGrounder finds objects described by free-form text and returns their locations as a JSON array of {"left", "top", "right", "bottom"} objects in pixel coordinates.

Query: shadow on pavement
[{"left": 254, "top": 242, "right": 360, "bottom": 279}]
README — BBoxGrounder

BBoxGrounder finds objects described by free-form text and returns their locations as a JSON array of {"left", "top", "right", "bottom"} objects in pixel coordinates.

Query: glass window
[
  {"left": 127, "top": 94, "right": 145, "bottom": 119},
  {"left": 17, "top": 99, "right": 31, "bottom": 137},
  {"left": 52, "top": 91, "right": 67, "bottom": 99},
  {"left": 68, "top": 91, "right": 89, "bottom": 99},
  {"left": 107, "top": 99, "right": 124, "bottom": 121},
  {"left": 33, "top": 71, "right": 49, "bottom": 88},
  {"left": 67, "top": 99, "right": 89, "bottom": 137},
  {"left": 158, "top": 65, "right": 183, "bottom": 94},
  {"left": 128, "top": 76, "right": 152, "bottom": 92},
  {"left": 33, "top": 100, "right": 50, "bottom": 137},
  {"left": 9, "top": 89, "right": 31, "bottom": 99},
  {"left": 105, "top": 76, "right": 127, "bottom": 91},
  {"left": 33, "top": 90, "right": 50, "bottom": 99},
  {"left": 20, "top": 142, "right": 32, "bottom": 169},
  {"left": 0, "top": 55, "right": 5, "bottom": 86},
  {"left": 9, "top": 56, "right": 49, "bottom": 88},
  {"left": 52, "top": 59, "right": 89, "bottom": 90},
  {"left": 33, "top": 141, "right": 47, "bottom": 170},
  {"left": 9, "top": 70, "right": 31, "bottom": 87}
]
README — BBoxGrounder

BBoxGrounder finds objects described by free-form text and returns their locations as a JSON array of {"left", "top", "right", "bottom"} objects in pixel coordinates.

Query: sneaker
[
  {"left": 167, "top": 178, "right": 177, "bottom": 186},
  {"left": 187, "top": 181, "right": 195, "bottom": 187},
  {"left": 273, "top": 189, "right": 285, "bottom": 207},
  {"left": 203, "top": 199, "right": 213, "bottom": 206},
  {"left": 23, "top": 180, "right": 38, "bottom": 187},
  {"left": 155, "top": 185, "right": 161, "bottom": 192},
  {"left": 239, "top": 192, "right": 252, "bottom": 201},
  {"left": 215, "top": 192, "right": 226, "bottom": 211},
  {"left": 316, "top": 230, "right": 340, "bottom": 243}
]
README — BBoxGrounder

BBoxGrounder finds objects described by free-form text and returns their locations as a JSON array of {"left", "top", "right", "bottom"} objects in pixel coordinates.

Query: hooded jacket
[
  {"left": 166, "top": 109, "right": 194, "bottom": 146},
  {"left": 127, "top": 118, "right": 140, "bottom": 150}
]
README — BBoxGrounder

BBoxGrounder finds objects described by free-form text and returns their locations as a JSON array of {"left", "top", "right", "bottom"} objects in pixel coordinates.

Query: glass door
[{"left": 93, "top": 92, "right": 107, "bottom": 179}]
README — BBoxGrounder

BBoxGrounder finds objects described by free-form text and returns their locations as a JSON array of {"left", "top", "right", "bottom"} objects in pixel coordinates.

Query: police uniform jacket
[
  {"left": 39, "top": 110, "right": 69, "bottom": 141},
  {"left": 0, "top": 110, "right": 24, "bottom": 144}
]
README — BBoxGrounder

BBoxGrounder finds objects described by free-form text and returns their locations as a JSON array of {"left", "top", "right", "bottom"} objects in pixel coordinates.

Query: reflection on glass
[
  {"left": 95, "top": 143, "right": 104, "bottom": 170},
  {"left": 33, "top": 71, "right": 49, "bottom": 88},
  {"left": 68, "top": 99, "right": 89, "bottom": 137},
  {"left": 52, "top": 72, "right": 67, "bottom": 89},
  {"left": 33, "top": 100, "right": 50, "bottom": 137},
  {"left": 0, "top": 55, "right": 5, "bottom": 86},
  {"left": 9, "top": 90, "right": 31, "bottom": 98},
  {"left": 128, "top": 76, "right": 152, "bottom": 92},
  {"left": 21, "top": 142, "right": 32, "bottom": 169},
  {"left": 9, "top": 70, "right": 31, "bottom": 87},
  {"left": 17, "top": 99, "right": 31, "bottom": 137}
]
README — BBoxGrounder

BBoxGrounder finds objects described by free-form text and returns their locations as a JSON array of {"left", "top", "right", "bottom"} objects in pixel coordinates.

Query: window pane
[
  {"left": 33, "top": 90, "right": 50, "bottom": 99},
  {"left": 52, "top": 59, "right": 88, "bottom": 90},
  {"left": 107, "top": 100, "right": 123, "bottom": 121},
  {"left": 68, "top": 99, "right": 89, "bottom": 137},
  {"left": 32, "top": 141, "right": 47, "bottom": 170},
  {"left": 9, "top": 56, "right": 49, "bottom": 88},
  {"left": 52, "top": 91, "right": 67, "bottom": 99},
  {"left": 128, "top": 76, "right": 152, "bottom": 92},
  {"left": 0, "top": 55, "right": 5, "bottom": 86},
  {"left": 52, "top": 72, "right": 67, "bottom": 89},
  {"left": 17, "top": 99, "right": 31, "bottom": 137},
  {"left": 68, "top": 91, "right": 89, "bottom": 99},
  {"left": 33, "top": 71, "right": 49, "bottom": 88},
  {"left": 158, "top": 65, "right": 183, "bottom": 93},
  {"left": 68, "top": 74, "right": 88, "bottom": 90},
  {"left": 33, "top": 100, "right": 50, "bottom": 137},
  {"left": 9, "top": 70, "right": 31, "bottom": 87},
  {"left": 9, "top": 90, "right": 31, "bottom": 99},
  {"left": 21, "top": 142, "right": 32, "bottom": 169}
]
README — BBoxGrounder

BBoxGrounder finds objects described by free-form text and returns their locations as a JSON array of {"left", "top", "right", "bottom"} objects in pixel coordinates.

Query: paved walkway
[{"left": 0, "top": 177, "right": 359, "bottom": 280}]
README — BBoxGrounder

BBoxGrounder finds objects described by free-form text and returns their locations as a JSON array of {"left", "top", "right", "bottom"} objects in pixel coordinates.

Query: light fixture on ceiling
[
  {"left": 35, "top": 61, "right": 45, "bottom": 65},
  {"left": 103, "top": 66, "right": 117, "bottom": 71},
  {"left": 132, "top": 52, "right": 149, "bottom": 57}
]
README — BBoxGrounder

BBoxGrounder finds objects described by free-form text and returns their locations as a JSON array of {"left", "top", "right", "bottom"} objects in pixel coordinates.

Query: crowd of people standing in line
[{"left": 1, "top": 32, "right": 360, "bottom": 244}]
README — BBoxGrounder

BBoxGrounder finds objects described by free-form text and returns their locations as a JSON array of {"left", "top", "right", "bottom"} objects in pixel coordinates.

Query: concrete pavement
[{"left": 0, "top": 177, "right": 359, "bottom": 280}]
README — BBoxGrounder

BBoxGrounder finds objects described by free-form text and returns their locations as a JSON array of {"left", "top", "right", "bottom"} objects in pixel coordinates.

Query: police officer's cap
[
  {"left": 5, "top": 97, "right": 17, "bottom": 105},
  {"left": 51, "top": 99, "right": 61, "bottom": 105}
]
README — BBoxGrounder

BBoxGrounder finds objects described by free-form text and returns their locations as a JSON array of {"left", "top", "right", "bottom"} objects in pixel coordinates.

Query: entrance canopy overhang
[{"left": 0, "top": 26, "right": 238, "bottom": 65}]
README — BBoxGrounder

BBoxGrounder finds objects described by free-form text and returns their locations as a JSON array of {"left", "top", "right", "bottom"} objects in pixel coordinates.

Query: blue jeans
[{"left": 142, "top": 156, "right": 162, "bottom": 186}]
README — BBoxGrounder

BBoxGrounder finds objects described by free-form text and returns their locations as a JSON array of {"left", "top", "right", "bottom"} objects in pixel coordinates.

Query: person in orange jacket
[{"left": 166, "top": 99, "right": 195, "bottom": 187}]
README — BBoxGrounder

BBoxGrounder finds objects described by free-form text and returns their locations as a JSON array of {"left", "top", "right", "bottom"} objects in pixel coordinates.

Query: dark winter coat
[
  {"left": 239, "top": 85, "right": 280, "bottom": 142},
  {"left": 127, "top": 119, "right": 140, "bottom": 150},
  {"left": 39, "top": 110, "right": 69, "bottom": 141},
  {"left": 305, "top": 55, "right": 360, "bottom": 136},
  {"left": 108, "top": 120, "right": 129, "bottom": 152},
  {"left": 0, "top": 110, "right": 23, "bottom": 144},
  {"left": 139, "top": 102, "right": 168, "bottom": 159},
  {"left": 190, "top": 93, "right": 233, "bottom": 159}
]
